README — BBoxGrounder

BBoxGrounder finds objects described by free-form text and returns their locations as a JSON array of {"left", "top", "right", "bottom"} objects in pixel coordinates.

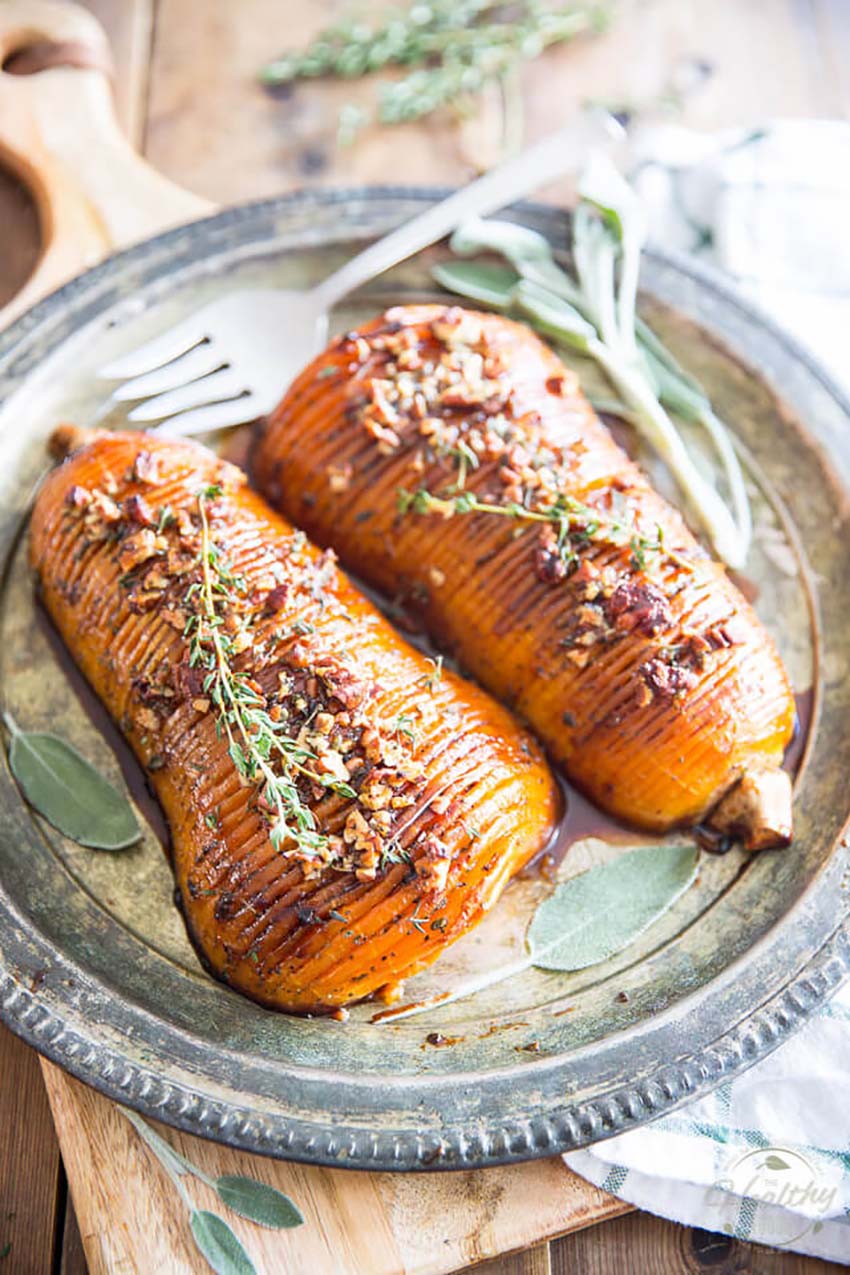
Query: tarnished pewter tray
[{"left": 0, "top": 188, "right": 848, "bottom": 1171}]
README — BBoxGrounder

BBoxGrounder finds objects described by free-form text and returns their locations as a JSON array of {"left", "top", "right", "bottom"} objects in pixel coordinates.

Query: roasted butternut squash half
[
  {"left": 252, "top": 305, "right": 796, "bottom": 848},
  {"left": 30, "top": 428, "right": 557, "bottom": 1013}
]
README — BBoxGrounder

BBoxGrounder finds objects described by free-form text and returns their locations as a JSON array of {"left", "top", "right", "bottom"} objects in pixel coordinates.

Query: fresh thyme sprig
[
  {"left": 191, "top": 487, "right": 354, "bottom": 860},
  {"left": 417, "top": 655, "right": 444, "bottom": 691},
  {"left": 376, "top": 6, "right": 605, "bottom": 128},
  {"left": 260, "top": 2, "right": 612, "bottom": 141},
  {"left": 397, "top": 486, "right": 692, "bottom": 575},
  {"left": 262, "top": 0, "right": 494, "bottom": 82}
]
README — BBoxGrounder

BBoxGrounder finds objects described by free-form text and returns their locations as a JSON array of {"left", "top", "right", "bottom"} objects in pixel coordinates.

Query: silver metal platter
[{"left": 0, "top": 188, "right": 848, "bottom": 1170}]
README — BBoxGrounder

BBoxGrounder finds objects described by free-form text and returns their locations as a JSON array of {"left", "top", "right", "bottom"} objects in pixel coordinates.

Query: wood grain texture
[
  {"left": 79, "top": 0, "right": 155, "bottom": 144},
  {"left": 549, "top": 1211, "right": 849, "bottom": 1274},
  {"left": 477, "top": 1245, "right": 551, "bottom": 1275},
  {"left": 0, "top": 1025, "right": 62, "bottom": 1275},
  {"left": 0, "top": 167, "right": 40, "bottom": 309},
  {"left": 59, "top": 1196, "right": 88, "bottom": 1275},
  {"left": 145, "top": 0, "right": 850, "bottom": 205},
  {"left": 42, "top": 1062, "right": 625, "bottom": 1275}
]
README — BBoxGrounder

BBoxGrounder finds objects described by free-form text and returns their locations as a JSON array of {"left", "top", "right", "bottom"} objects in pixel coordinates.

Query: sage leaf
[
  {"left": 633, "top": 320, "right": 752, "bottom": 553},
  {"left": 431, "top": 260, "right": 518, "bottom": 309},
  {"left": 579, "top": 149, "right": 645, "bottom": 247},
  {"left": 764, "top": 1154, "right": 791, "bottom": 1171},
  {"left": 216, "top": 1176, "right": 304, "bottom": 1229},
  {"left": 513, "top": 278, "right": 597, "bottom": 351},
  {"left": 450, "top": 217, "right": 585, "bottom": 306},
  {"left": 571, "top": 203, "right": 619, "bottom": 343},
  {"left": 121, "top": 1108, "right": 193, "bottom": 1180},
  {"left": 6, "top": 725, "right": 141, "bottom": 850},
  {"left": 635, "top": 316, "right": 711, "bottom": 417},
  {"left": 190, "top": 1211, "right": 256, "bottom": 1275},
  {"left": 435, "top": 160, "right": 753, "bottom": 567},
  {"left": 579, "top": 151, "right": 644, "bottom": 352},
  {"left": 450, "top": 217, "right": 553, "bottom": 268},
  {"left": 375, "top": 842, "right": 699, "bottom": 1022},
  {"left": 528, "top": 843, "right": 698, "bottom": 972}
]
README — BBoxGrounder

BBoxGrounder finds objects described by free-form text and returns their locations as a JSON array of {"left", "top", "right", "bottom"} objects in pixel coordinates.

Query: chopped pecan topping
[
  {"left": 604, "top": 579, "right": 671, "bottom": 636},
  {"left": 90, "top": 489, "right": 121, "bottom": 523},
  {"left": 160, "top": 606, "right": 188, "bottom": 631},
  {"left": 65, "top": 485, "right": 92, "bottom": 512},
  {"left": 640, "top": 655, "right": 699, "bottom": 700},
  {"left": 123, "top": 493, "right": 155, "bottom": 526},
  {"left": 117, "top": 528, "right": 166, "bottom": 573},
  {"left": 132, "top": 450, "right": 162, "bottom": 485},
  {"left": 136, "top": 706, "right": 161, "bottom": 733},
  {"left": 415, "top": 835, "right": 452, "bottom": 893},
  {"left": 327, "top": 462, "right": 353, "bottom": 492},
  {"left": 534, "top": 525, "right": 569, "bottom": 583}
]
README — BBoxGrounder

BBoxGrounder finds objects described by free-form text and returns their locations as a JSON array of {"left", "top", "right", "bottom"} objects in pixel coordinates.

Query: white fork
[{"left": 99, "top": 113, "right": 622, "bottom": 437}]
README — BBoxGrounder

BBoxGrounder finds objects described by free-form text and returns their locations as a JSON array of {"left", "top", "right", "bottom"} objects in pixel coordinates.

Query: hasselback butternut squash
[
  {"left": 252, "top": 305, "right": 796, "bottom": 848},
  {"left": 30, "top": 427, "right": 557, "bottom": 1013}
]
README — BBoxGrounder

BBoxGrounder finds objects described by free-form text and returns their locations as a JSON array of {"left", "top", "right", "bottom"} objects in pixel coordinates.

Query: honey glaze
[{"left": 532, "top": 683, "right": 812, "bottom": 871}]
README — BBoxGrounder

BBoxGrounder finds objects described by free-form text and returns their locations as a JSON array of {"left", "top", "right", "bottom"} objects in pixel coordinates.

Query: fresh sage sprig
[
  {"left": 432, "top": 153, "right": 752, "bottom": 568},
  {"left": 375, "top": 842, "right": 698, "bottom": 1022},
  {"left": 3, "top": 711, "right": 141, "bottom": 850},
  {"left": 122, "top": 1109, "right": 303, "bottom": 1275},
  {"left": 261, "top": 1, "right": 612, "bottom": 141}
]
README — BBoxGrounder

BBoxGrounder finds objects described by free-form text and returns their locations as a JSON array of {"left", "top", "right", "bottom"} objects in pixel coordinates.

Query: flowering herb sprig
[{"left": 191, "top": 486, "right": 355, "bottom": 860}]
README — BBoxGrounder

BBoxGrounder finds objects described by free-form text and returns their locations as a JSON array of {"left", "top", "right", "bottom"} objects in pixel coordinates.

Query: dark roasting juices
[
  {"left": 785, "top": 686, "right": 814, "bottom": 777},
  {"left": 521, "top": 775, "right": 643, "bottom": 879}
]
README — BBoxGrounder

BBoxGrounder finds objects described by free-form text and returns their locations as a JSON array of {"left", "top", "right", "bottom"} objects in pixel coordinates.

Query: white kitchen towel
[
  {"left": 564, "top": 120, "right": 850, "bottom": 1264},
  {"left": 565, "top": 977, "right": 850, "bottom": 1261},
  {"left": 628, "top": 118, "right": 850, "bottom": 396}
]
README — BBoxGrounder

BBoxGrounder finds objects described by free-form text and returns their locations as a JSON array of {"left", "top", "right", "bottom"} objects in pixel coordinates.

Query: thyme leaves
[
  {"left": 192, "top": 490, "right": 353, "bottom": 862},
  {"left": 260, "top": 2, "right": 612, "bottom": 141},
  {"left": 417, "top": 655, "right": 444, "bottom": 692},
  {"left": 397, "top": 485, "right": 690, "bottom": 579}
]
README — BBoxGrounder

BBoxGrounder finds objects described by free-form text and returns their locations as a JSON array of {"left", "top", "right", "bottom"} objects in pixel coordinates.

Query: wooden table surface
[{"left": 1, "top": 1, "right": 848, "bottom": 1271}]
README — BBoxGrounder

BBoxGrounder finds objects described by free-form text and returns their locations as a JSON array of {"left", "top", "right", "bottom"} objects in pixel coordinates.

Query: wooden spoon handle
[{"left": 0, "top": 0, "right": 212, "bottom": 327}]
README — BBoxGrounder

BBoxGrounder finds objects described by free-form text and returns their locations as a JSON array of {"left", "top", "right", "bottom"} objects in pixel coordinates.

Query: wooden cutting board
[
  {"left": 43, "top": 1065, "right": 627, "bottom": 1275},
  {"left": 0, "top": 3, "right": 627, "bottom": 1271}
]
